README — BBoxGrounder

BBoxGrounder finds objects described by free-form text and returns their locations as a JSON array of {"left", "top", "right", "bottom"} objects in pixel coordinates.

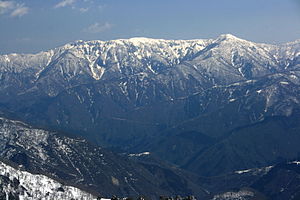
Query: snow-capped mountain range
[
  {"left": 0, "top": 34, "right": 298, "bottom": 96},
  {"left": 0, "top": 34, "right": 300, "bottom": 178}
]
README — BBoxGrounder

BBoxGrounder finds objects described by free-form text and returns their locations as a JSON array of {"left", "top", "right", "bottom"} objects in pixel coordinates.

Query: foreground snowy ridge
[{"left": 0, "top": 161, "right": 97, "bottom": 200}]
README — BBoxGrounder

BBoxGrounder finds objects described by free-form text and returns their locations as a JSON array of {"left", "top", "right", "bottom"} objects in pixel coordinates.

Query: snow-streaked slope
[
  {"left": 0, "top": 51, "right": 54, "bottom": 74},
  {"left": 0, "top": 37, "right": 211, "bottom": 81},
  {"left": 0, "top": 34, "right": 297, "bottom": 99},
  {"left": 0, "top": 35, "right": 290, "bottom": 82},
  {"left": 188, "top": 34, "right": 280, "bottom": 83},
  {"left": 0, "top": 34, "right": 298, "bottom": 99},
  {"left": 0, "top": 161, "right": 96, "bottom": 200},
  {"left": 0, "top": 117, "right": 149, "bottom": 196},
  {"left": 0, "top": 117, "right": 209, "bottom": 198}
]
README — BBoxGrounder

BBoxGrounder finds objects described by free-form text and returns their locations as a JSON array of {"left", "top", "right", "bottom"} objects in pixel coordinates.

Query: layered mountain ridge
[
  {"left": 0, "top": 117, "right": 210, "bottom": 198},
  {"left": 0, "top": 34, "right": 300, "bottom": 178},
  {"left": 1, "top": 115, "right": 300, "bottom": 200}
]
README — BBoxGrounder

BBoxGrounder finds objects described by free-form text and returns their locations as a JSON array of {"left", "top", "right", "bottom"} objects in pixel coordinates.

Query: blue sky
[{"left": 0, "top": 0, "right": 300, "bottom": 54}]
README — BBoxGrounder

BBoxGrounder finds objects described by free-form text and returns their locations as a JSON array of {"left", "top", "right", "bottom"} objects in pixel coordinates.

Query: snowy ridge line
[
  {"left": 0, "top": 35, "right": 211, "bottom": 80},
  {"left": 0, "top": 34, "right": 299, "bottom": 83},
  {"left": 0, "top": 160, "right": 98, "bottom": 200},
  {"left": 1, "top": 33, "right": 298, "bottom": 57}
]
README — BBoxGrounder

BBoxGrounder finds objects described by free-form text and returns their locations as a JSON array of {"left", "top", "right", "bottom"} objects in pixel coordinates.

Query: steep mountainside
[
  {"left": 251, "top": 161, "right": 300, "bottom": 200},
  {"left": 0, "top": 116, "right": 300, "bottom": 199},
  {"left": 0, "top": 34, "right": 300, "bottom": 177},
  {"left": 209, "top": 161, "right": 300, "bottom": 200},
  {"left": 0, "top": 117, "right": 209, "bottom": 198},
  {"left": 0, "top": 160, "right": 96, "bottom": 200}
]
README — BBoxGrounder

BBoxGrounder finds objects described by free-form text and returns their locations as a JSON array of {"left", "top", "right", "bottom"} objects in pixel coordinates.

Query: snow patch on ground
[
  {"left": 212, "top": 190, "right": 254, "bottom": 200},
  {"left": 129, "top": 152, "right": 151, "bottom": 157}
]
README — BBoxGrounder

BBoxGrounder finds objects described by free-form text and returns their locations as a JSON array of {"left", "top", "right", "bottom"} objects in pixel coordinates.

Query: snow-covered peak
[
  {"left": 217, "top": 33, "right": 242, "bottom": 41},
  {"left": 283, "top": 38, "right": 300, "bottom": 46},
  {"left": 127, "top": 37, "right": 165, "bottom": 44},
  {"left": 214, "top": 34, "right": 260, "bottom": 46}
]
